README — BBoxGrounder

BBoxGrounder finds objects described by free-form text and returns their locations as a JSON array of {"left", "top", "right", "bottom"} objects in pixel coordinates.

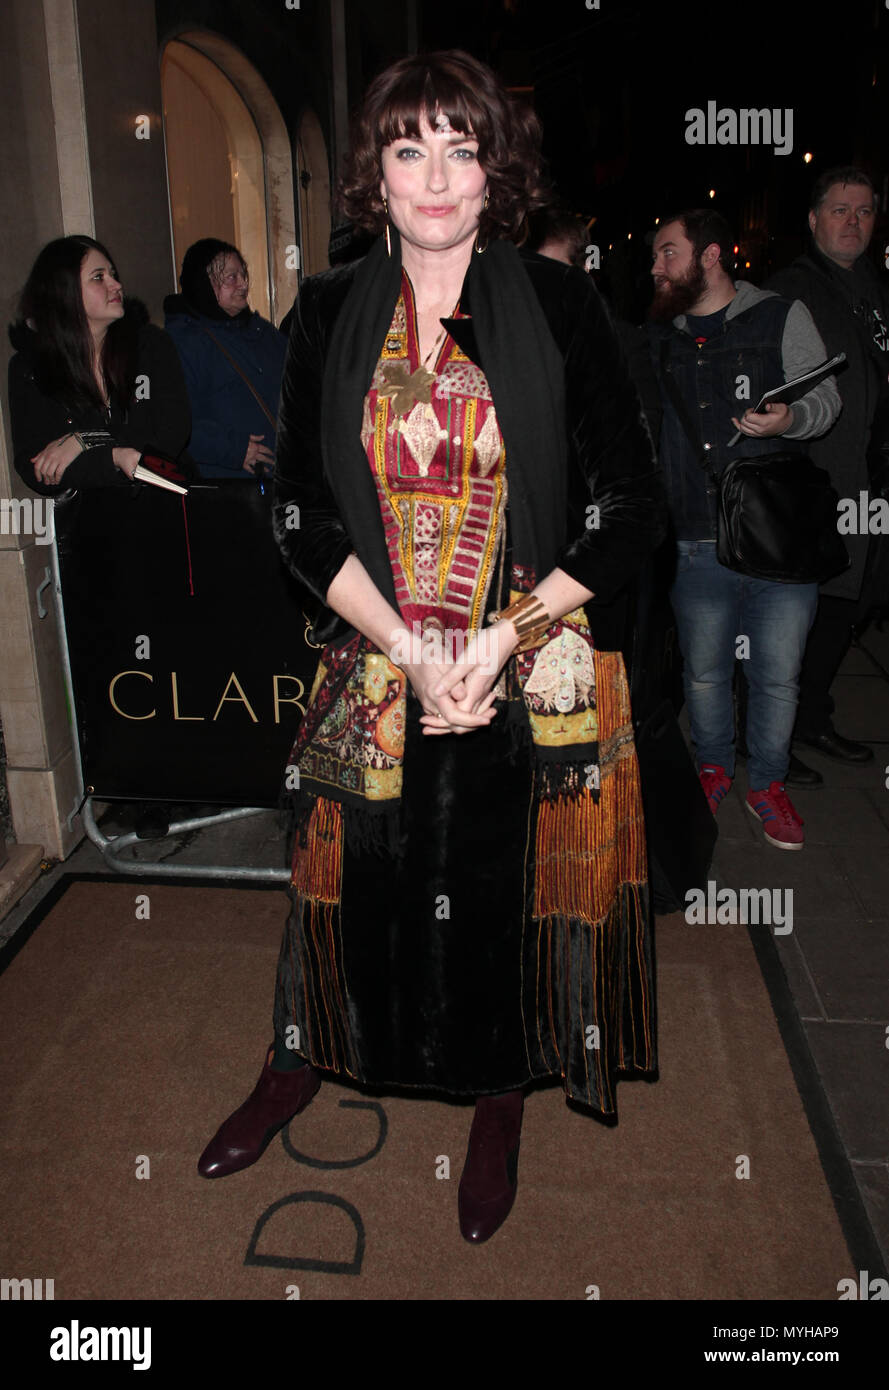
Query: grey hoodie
[{"left": 671, "top": 279, "right": 841, "bottom": 438}]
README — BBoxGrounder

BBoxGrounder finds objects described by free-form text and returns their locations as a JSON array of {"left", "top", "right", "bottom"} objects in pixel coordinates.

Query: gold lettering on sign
[
  {"left": 272, "top": 674, "right": 307, "bottom": 724},
  {"left": 171, "top": 672, "right": 204, "bottom": 721},
  {"left": 109, "top": 670, "right": 156, "bottom": 720},
  {"left": 212, "top": 672, "right": 259, "bottom": 723},
  {"left": 107, "top": 669, "right": 307, "bottom": 722}
]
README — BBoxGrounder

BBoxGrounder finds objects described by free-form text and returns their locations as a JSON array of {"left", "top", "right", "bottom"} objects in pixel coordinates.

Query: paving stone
[
  {"left": 851, "top": 1162, "right": 889, "bottom": 1269},
  {"left": 771, "top": 931, "right": 826, "bottom": 1021},
  {"left": 835, "top": 847, "right": 889, "bottom": 918},
  {"left": 786, "top": 788, "right": 889, "bottom": 845},
  {"left": 803, "top": 1021, "right": 889, "bottom": 1161},
  {"left": 865, "top": 786, "right": 889, "bottom": 831},
  {"left": 788, "top": 917, "right": 889, "bottom": 1020},
  {"left": 712, "top": 842, "right": 858, "bottom": 922}
]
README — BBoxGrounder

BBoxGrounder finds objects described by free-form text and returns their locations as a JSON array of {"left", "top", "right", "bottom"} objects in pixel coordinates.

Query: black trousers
[{"left": 794, "top": 537, "right": 889, "bottom": 739}]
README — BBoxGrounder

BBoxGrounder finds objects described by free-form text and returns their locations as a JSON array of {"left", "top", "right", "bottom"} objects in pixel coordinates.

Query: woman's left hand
[
  {"left": 30, "top": 433, "right": 83, "bottom": 484},
  {"left": 420, "top": 621, "right": 517, "bottom": 736}
]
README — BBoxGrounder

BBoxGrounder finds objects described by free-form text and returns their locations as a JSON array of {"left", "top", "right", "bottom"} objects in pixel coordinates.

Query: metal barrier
[{"left": 79, "top": 800, "right": 290, "bottom": 881}]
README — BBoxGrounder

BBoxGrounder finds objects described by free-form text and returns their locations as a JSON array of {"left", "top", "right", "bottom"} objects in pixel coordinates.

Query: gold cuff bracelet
[{"left": 488, "top": 593, "right": 552, "bottom": 653}]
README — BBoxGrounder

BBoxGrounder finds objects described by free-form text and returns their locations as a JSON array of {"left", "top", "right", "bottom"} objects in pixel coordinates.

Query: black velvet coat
[
  {"left": 269, "top": 242, "right": 666, "bottom": 1108},
  {"left": 272, "top": 245, "right": 666, "bottom": 661}
]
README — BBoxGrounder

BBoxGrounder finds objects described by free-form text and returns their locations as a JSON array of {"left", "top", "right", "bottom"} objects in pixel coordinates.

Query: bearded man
[{"left": 646, "top": 209, "right": 841, "bottom": 849}]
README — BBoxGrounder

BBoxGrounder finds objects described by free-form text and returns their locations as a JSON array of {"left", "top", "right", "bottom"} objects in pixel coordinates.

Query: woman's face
[
  {"left": 80, "top": 248, "right": 124, "bottom": 336},
  {"left": 210, "top": 252, "right": 250, "bottom": 316},
  {"left": 380, "top": 112, "right": 487, "bottom": 258}
]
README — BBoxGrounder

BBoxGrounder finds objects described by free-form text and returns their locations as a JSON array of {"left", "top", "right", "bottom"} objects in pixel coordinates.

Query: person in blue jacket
[{"left": 164, "top": 238, "right": 287, "bottom": 480}]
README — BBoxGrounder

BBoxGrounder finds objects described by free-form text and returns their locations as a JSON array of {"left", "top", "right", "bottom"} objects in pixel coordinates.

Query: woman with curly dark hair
[
  {"left": 8, "top": 235, "right": 190, "bottom": 495},
  {"left": 199, "top": 50, "right": 666, "bottom": 1245}
]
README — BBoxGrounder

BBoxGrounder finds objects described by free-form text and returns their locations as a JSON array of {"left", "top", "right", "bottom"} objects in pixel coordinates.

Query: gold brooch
[{"left": 377, "top": 361, "right": 437, "bottom": 417}]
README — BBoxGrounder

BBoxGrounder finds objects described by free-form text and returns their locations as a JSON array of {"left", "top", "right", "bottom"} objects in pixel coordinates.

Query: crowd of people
[
  {"left": 647, "top": 171, "right": 888, "bottom": 842},
  {"left": 6, "top": 47, "right": 887, "bottom": 1245},
  {"left": 8, "top": 233, "right": 286, "bottom": 495},
  {"left": 526, "top": 170, "right": 889, "bottom": 848}
]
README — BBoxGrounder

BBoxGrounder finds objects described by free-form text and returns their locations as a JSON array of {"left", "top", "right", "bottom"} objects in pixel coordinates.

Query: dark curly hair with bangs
[{"left": 337, "top": 49, "right": 550, "bottom": 244}]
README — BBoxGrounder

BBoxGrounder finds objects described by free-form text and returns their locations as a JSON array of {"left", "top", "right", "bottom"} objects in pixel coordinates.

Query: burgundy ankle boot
[
  {"left": 198, "top": 1045, "right": 321, "bottom": 1179},
  {"left": 458, "top": 1090, "right": 524, "bottom": 1243}
]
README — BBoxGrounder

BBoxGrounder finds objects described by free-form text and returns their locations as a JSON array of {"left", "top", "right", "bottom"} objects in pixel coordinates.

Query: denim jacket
[{"left": 649, "top": 285, "right": 805, "bottom": 540}]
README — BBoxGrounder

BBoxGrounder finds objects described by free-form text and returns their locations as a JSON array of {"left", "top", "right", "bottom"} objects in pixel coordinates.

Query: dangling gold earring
[
  {"left": 383, "top": 196, "right": 392, "bottom": 258},
  {"left": 475, "top": 191, "right": 490, "bottom": 255}
]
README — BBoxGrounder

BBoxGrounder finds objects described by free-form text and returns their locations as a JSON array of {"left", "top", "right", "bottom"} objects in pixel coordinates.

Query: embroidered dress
[{"left": 274, "top": 273, "right": 655, "bottom": 1113}]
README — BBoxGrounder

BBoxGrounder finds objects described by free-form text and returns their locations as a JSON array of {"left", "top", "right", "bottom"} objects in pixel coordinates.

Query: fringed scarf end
[{"left": 536, "top": 752, "right": 601, "bottom": 804}]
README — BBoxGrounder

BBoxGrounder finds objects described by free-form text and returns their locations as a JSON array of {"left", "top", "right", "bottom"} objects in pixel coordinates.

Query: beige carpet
[{"left": 0, "top": 878, "right": 852, "bottom": 1299}]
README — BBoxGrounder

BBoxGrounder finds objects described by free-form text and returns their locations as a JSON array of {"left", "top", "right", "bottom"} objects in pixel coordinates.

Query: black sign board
[{"left": 54, "top": 480, "right": 320, "bottom": 806}]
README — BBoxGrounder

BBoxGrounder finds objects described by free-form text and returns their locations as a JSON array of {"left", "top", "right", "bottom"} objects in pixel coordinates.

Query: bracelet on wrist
[{"left": 487, "top": 592, "right": 552, "bottom": 654}]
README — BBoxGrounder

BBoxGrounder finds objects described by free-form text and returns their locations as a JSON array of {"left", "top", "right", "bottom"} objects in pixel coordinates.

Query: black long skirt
[{"left": 274, "top": 662, "right": 657, "bottom": 1114}]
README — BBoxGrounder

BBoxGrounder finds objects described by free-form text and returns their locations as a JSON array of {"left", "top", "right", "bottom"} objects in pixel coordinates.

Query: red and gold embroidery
[{"left": 367, "top": 273, "right": 507, "bottom": 638}]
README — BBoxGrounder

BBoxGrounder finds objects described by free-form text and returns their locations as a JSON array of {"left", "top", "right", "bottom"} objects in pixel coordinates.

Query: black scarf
[{"left": 320, "top": 227, "right": 568, "bottom": 627}]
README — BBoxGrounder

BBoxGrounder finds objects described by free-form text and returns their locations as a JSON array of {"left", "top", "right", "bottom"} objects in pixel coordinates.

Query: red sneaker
[
  {"left": 699, "top": 764, "right": 732, "bottom": 815},
  {"left": 746, "top": 782, "right": 805, "bottom": 850}
]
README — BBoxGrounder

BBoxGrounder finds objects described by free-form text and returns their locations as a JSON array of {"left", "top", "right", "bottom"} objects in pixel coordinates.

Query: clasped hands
[{"left": 395, "top": 621, "right": 518, "bottom": 737}]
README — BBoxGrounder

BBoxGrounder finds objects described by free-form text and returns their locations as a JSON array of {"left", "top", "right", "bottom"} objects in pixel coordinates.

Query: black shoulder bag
[{"left": 658, "top": 341, "right": 849, "bottom": 584}]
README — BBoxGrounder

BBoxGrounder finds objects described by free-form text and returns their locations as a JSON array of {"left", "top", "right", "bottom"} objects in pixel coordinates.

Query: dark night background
[
  {"left": 153, "top": 0, "right": 889, "bottom": 324},
  {"left": 418, "top": 0, "right": 889, "bottom": 320}
]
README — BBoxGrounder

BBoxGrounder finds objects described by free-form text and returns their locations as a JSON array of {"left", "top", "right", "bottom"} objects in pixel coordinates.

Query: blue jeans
[{"left": 671, "top": 542, "right": 818, "bottom": 789}]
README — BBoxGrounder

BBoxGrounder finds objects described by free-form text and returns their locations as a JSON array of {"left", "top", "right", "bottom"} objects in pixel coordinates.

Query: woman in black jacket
[
  {"left": 198, "top": 50, "right": 667, "bottom": 1245},
  {"left": 8, "top": 235, "right": 190, "bottom": 495},
  {"left": 8, "top": 235, "right": 193, "bottom": 840}
]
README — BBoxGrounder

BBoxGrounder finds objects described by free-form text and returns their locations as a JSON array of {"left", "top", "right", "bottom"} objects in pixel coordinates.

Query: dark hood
[
  {"left": 175, "top": 237, "right": 253, "bottom": 323},
  {"left": 163, "top": 292, "right": 252, "bottom": 325}
]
